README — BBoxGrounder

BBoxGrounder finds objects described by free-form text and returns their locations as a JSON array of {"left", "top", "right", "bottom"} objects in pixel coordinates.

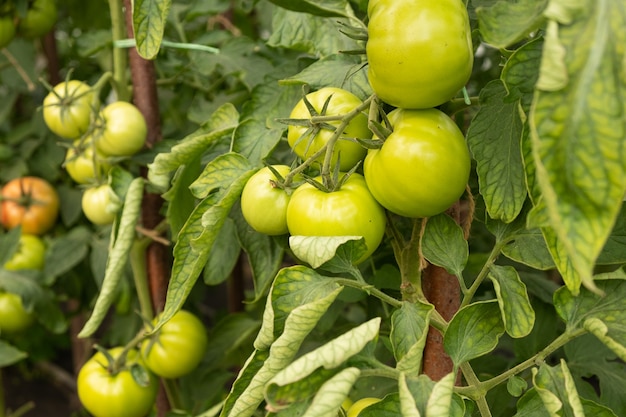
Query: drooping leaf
[
  {"left": 477, "top": 0, "right": 548, "bottom": 48},
  {"left": 300, "top": 367, "right": 361, "bottom": 417},
  {"left": 529, "top": 0, "right": 626, "bottom": 294},
  {"left": 400, "top": 374, "right": 466, "bottom": 417},
  {"left": 203, "top": 217, "right": 241, "bottom": 286},
  {"left": 289, "top": 235, "right": 366, "bottom": 271},
  {"left": 532, "top": 360, "right": 585, "bottom": 417},
  {"left": 0, "top": 340, "right": 27, "bottom": 367},
  {"left": 426, "top": 372, "right": 456, "bottom": 417},
  {"left": 421, "top": 213, "right": 468, "bottom": 277},
  {"left": 267, "top": 0, "right": 352, "bottom": 18},
  {"left": 390, "top": 302, "right": 433, "bottom": 375},
  {"left": 501, "top": 36, "right": 543, "bottom": 113},
  {"left": 488, "top": 264, "right": 535, "bottom": 338},
  {"left": 467, "top": 80, "right": 526, "bottom": 223},
  {"left": 133, "top": 0, "right": 172, "bottom": 59}
]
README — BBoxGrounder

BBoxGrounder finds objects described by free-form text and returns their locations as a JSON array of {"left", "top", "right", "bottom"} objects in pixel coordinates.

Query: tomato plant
[
  {"left": 366, "top": 0, "right": 473, "bottom": 109},
  {"left": 0, "top": 292, "right": 35, "bottom": 334},
  {"left": 363, "top": 108, "right": 471, "bottom": 218},
  {"left": 81, "top": 184, "right": 119, "bottom": 225},
  {"left": 287, "top": 87, "right": 369, "bottom": 171},
  {"left": 0, "top": 176, "right": 60, "bottom": 235},
  {"left": 286, "top": 173, "right": 386, "bottom": 264},
  {"left": 141, "top": 310, "right": 208, "bottom": 379},
  {"left": 43, "top": 80, "right": 95, "bottom": 139},
  {"left": 64, "top": 138, "right": 110, "bottom": 184},
  {"left": 77, "top": 347, "right": 158, "bottom": 417},
  {"left": 94, "top": 101, "right": 147, "bottom": 156},
  {"left": 0, "top": 15, "right": 15, "bottom": 48},
  {"left": 16, "top": 0, "right": 57, "bottom": 39},
  {"left": 3, "top": 233, "right": 46, "bottom": 271},
  {"left": 240, "top": 165, "right": 294, "bottom": 236}
]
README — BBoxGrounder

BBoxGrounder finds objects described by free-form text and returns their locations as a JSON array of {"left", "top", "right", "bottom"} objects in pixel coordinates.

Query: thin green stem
[
  {"left": 6, "top": 402, "right": 35, "bottom": 417},
  {"left": 459, "top": 363, "right": 492, "bottom": 417},
  {"left": 334, "top": 278, "right": 402, "bottom": 309},
  {"left": 460, "top": 242, "right": 504, "bottom": 309},
  {"left": 162, "top": 379, "right": 184, "bottom": 410},
  {"left": 108, "top": 0, "right": 130, "bottom": 101},
  {"left": 130, "top": 238, "right": 155, "bottom": 321},
  {"left": 110, "top": 329, "right": 150, "bottom": 374}
]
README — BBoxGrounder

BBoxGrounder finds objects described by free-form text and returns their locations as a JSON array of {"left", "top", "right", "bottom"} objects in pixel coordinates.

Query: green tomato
[
  {"left": 43, "top": 80, "right": 95, "bottom": 139},
  {"left": 0, "top": 15, "right": 16, "bottom": 48},
  {"left": 141, "top": 310, "right": 208, "bottom": 379},
  {"left": 17, "top": 0, "right": 57, "bottom": 39},
  {"left": 64, "top": 138, "right": 111, "bottom": 184},
  {"left": 366, "top": 0, "right": 473, "bottom": 109},
  {"left": 240, "top": 165, "right": 294, "bottom": 236},
  {"left": 77, "top": 347, "right": 158, "bottom": 417},
  {"left": 287, "top": 87, "right": 369, "bottom": 171},
  {"left": 3, "top": 234, "right": 46, "bottom": 271},
  {"left": 95, "top": 101, "right": 147, "bottom": 156},
  {"left": 364, "top": 108, "right": 470, "bottom": 218},
  {"left": 0, "top": 292, "right": 35, "bottom": 334},
  {"left": 286, "top": 173, "right": 386, "bottom": 264},
  {"left": 346, "top": 398, "right": 381, "bottom": 417},
  {"left": 81, "top": 184, "right": 119, "bottom": 226}
]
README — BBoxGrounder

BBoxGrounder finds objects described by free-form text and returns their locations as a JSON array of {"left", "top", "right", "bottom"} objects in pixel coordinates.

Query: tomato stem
[
  {"left": 108, "top": 0, "right": 130, "bottom": 102},
  {"left": 130, "top": 238, "right": 155, "bottom": 321}
]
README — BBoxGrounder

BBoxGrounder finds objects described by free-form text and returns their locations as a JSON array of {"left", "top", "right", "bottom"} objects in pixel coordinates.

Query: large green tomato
[
  {"left": 3, "top": 234, "right": 46, "bottom": 271},
  {"left": 0, "top": 292, "right": 35, "bottom": 334},
  {"left": 81, "top": 184, "right": 120, "bottom": 226},
  {"left": 240, "top": 165, "right": 293, "bottom": 236},
  {"left": 366, "top": 0, "right": 473, "bottom": 109},
  {"left": 94, "top": 101, "right": 147, "bottom": 156},
  {"left": 0, "top": 16, "right": 16, "bottom": 48},
  {"left": 77, "top": 347, "right": 158, "bottom": 417},
  {"left": 287, "top": 87, "right": 369, "bottom": 171},
  {"left": 43, "top": 80, "right": 95, "bottom": 139},
  {"left": 346, "top": 398, "right": 381, "bottom": 417},
  {"left": 286, "top": 173, "right": 386, "bottom": 264},
  {"left": 141, "top": 310, "right": 208, "bottom": 379},
  {"left": 64, "top": 138, "right": 111, "bottom": 184},
  {"left": 364, "top": 108, "right": 470, "bottom": 218},
  {"left": 0, "top": 176, "right": 60, "bottom": 235},
  {"left": 17, "top": 0, "right": 57, "bottom": 39}
]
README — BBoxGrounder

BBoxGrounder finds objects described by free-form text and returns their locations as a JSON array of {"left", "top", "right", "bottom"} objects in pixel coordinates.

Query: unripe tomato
[
  {"left": 141, "top": 310, "right": 208, "bottom": 379},
  {"left": 366, "top": 0, "right": 473, "bottom": 109},
  {"left": 286, "top": 173, "right": 386, "bottom": 264},
  {"left": 364, "top": 108, "right": 470, "bottom": 218},
  {"left": 17, "top": 0, "right": 57, "bottom": 39},
  {"left": 0, "top": 176, "right": 60, "bottom": 235},
  {"left": 0, "top": 292, "right": 35, "bottom": 334},
  {"left": 77, "top": 347, "right": 158, "bottom": 417},
  {"left": 346, "top": 397, "right": 381, "bottom": 417},
  {"left": 81, "top": 184, "right": 119, "bottom": 226},
  {"left": 287, "top": 87, "right": 369, "bottom": 171},
  {"left": 43, "top": 80, "right": 95, "bottom": 139},
  {"left": 4, "top": 234, "right": 46, "bottom": 271},
  {"left": 95, "top": 102, "right": 147, "bottom": 156},
  {"left": 64, "top": 138, "right": 111, "bottom": 184},
  {"left": 0, "top": 16, "right": 16, "bottom": 48},
  {"left": 240, "top": 165, "right": 294, "bottom": 236}
]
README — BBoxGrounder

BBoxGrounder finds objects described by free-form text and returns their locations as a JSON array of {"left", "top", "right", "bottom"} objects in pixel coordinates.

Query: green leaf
[
  {"left": 477, "top": 0, "right": 548, "bottom": 48},
  {"left": 267, "top": 0, "right": 352, "bottom": 18},
  {"left": 220, "top": 287, "right": 342, "bottom": 417},
  {"left": 532, "top": 360, "right": 585, "bottom": 417},
  {"left": 514, "top": 389, "right": 553, "bottom": 417},
  {"left": 43, "top": 226, "right": 91, "bottom": 284},
  {"left": 0, "top": 340, "right": 27, "bottom": 367},
  {"left": 390, "top": 302, "right": 433, "bottom": 375},
  {"left": 190, "top": 153, "right": 255, "bottom": 199},
  {"left": 501, "top": 36, "right": 543, "bottom": 113},
  {"left": 467, "top": 80, "right": 526, "bottom": 223},
  {"left": 268, "top": 8, "right": 360, "bottom": 58},
  {"left": 78, "top": 178, "right": 144, "bottom": 338},
  {"left": 162, "top": 154, "right": 202, "bottom": 241},
  {"left": 301, "top": 367, "right": 361, "bottom": 417},
  {"left": 554, "top": 279, "right": 626, "bottom": 361},
  {"left": 529, "top": 0, "right": 626, "bottom": 294},
  {"left": 133, "top": 0, "right": 172, "bottom": 59},
  {"left": 147, "top": 104, "right": 239, "bottom": 191},
  {"left": 421, "top": 213, "right": 468, "bottom": 276},
  {"left": 156, "top": 157, "right": 254, "bottom": 332},
  {"left": 279, "top": 54, "right": 372, "bottom": 101},
  {"left": 488, "top": 264, "right": 535, "bottom": 338},
  {"left": 444, "top": 301, "right": 505, "bottom": 365},
  {"left": 501, "top": 228, "right": 555, "bottom": 270},
  {"left": 426, "top": 372, "right": 456, "bottom": 417},
  {"left": 400, "top": 374, "right": 466, "bottom": 417},
  {"left": 203, "top": 218, "right": 240, "bottom": 286},
  {"left": 289, "top": 235, "right": 367, "bottom": 269},
  {"left": 398, "top": 373, "right": 421, "bottom": 417}
]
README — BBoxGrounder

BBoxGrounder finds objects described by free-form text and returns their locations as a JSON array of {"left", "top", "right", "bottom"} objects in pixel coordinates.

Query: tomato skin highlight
[
  {"left": 286, "top": 173, "right": 386, "bottom": 264},
  {"left": 241, "top": 165, "right": 293, "bottom": 236},
  {"left": 43, "top": 80, "right": 95, "bottom": 139},
  {"left": 141, "top": 310, "right": 208, "bottom": 379},
  {"left": 364, "top": 108, "right": 471, "bottom": 218},
  {"left": 366, "top": 0, "right": 473, "bottom": 109},
  {"left": 3, "top": 234, "right": 46, "bottom": 271},
  {"left": 77, "top": 347, "right": 158, "bottom": 417},
  {"left": 0, "top": 176, "right": 60, "bottom": 235},
  {"left": 288, "top": 87, "right": 369, "bottom": 171},
  {"left": 95, "top": 101, "right": 147, "bottom": 156},
  {"left": 0, "top": 292, "right": 35, "bottom": 334}
]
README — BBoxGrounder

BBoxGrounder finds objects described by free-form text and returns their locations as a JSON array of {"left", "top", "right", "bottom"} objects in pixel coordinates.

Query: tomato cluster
[
  {"left": 0, "top": 0, "right": 57, "bottom": 48},
  {"left": 42, "top": 79, "right": 148, "bottom": 226}
]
